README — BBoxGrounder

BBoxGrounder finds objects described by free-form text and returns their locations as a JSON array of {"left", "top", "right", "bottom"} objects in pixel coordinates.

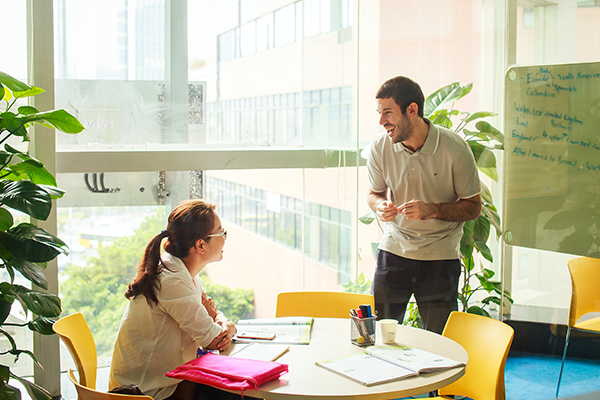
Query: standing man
[{"left": 366, "top": 76, "right": 482, "bottom": 334}]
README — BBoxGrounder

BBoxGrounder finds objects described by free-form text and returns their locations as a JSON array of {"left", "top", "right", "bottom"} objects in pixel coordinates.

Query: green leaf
[
  {"left": 460, "top": 220, "right": 475, "bottom": 260},
  {"left": 0, "top": 207, "right": 13, "bottom": 231},
  {"left": 4, "top": 258, "right": 48, "bottom": 289},
  {"left": 0, "top": 150, "right": 12, "bottom": 165},
  {"left": 466, "top": 305, "right": 490, "bottom": 317},
  {"left": 0, "top": 223, "right": 68, "bottom": 262},
  {"left": 0, "top": 71, "right": 30, "bottom": 92},
  {"left": 0, "top": 180, "right": 51, "bottom": 220},
  {"left": 479, "top": 166, "right": 499, "bottom": 183},
  {"left": 3, "top": 261, "right": 15, "bottom": 284},
  {"left": 476, "top": 273, "right": 495, "bottom": 291},
  {"left": 38, "top": 184, "right": 65, "bottom": 200},
  {"left": 0, "top": 295, "right": 12, "bottom": 324},
  {"left": 0, "top": 112, "right": 29, "bottom": 138},
  {"left": 424, "top": 82, "right": 472, "bottom": 118},
  {"left": 475, "top": 240, "right": 493, "bottom": 262},
  {"left": 480, "top": 182, "right": 493, "bottom": 205},
  {"left": 371, "top": 242, "right": 379, "bottom": 259},
  {"left": 473, "top": 212, "right": 491, "bottom": 243},
  {"left": 0, "top": 284, "right": 27, "bottom": 317},
  {"left": 4, "top": 144, "right": 43, "bottom": 168},
  {"left": 11, "top": 285, "right": 61, "bottom": 317},
  {"left": 482, "top": 268, "right": 495, "bottom": 279},
  {"left": 16, "top": 106, "right": 39, "bottom": 116},
  {"left": 475, "top": 120, "right": 504, "bottom": 145},
  {"left": 358, "top": 211, "right": 376, "bottom": 225},
  {"left": 473, "top": 144, "right": 497, "bottom": 170},
  {"left": 0, "top": 85, "right": 4, "bottom": 103},
  {"left": 0, "top": 382, "right": 23, "bottom": 400},
  {"left": 460, "top": 111, "right": 497, "bottom": 125},
  {"left": 462, "top": 254, "right": 475, "bottom": 273},
  {"left": 0, "top": 364, "right": 9, "bottom": 382},
  {"left": 7, "top": 162, "right": 57, "bottom": 187},
  {"left": 8, "top": 374, "right": 52, "bottom": 400},
  {"left": 15, "top": 109, "right": 84, "bottom": 134},
  {"left": 429, "top": 109, "right": 458, "bottom": 129},
  {"left": 481, "top": 296, "right": 501, "bottom": 306},
  {"left": 27, "top": 317, "right": 56, "bottom": 335},
  {"left": 12, "top": 86, "right": 45, "bottom": 100},
  {"left": 482, "top": 204, "right": 501, "bottom": 239}
]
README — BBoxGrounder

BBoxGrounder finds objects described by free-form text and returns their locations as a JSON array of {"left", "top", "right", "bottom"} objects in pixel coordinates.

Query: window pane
[
  {"left": 275, "top": 3, "right": 296, "bottom": 47},
  {"left": 240, "top": 21, "right": 257, "bottom": 56},
  {"left": 0, "top": 0, "right": 32, "bottom": 380}
]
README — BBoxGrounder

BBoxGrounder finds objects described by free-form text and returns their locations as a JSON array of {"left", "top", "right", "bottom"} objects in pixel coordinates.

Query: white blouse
[{"left": 109, "top": 252, "right": 224, "bottom": 400}]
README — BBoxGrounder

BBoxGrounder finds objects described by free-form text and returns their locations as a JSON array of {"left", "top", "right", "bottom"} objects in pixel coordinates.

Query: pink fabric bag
[{"left": 165, "top": 352, "right": 288, "bottom": 396}]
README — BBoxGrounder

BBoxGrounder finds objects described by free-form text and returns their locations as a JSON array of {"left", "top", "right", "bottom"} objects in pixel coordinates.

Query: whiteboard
[{"left": 503, "top": 62, "right": 600, "bottom": 258}]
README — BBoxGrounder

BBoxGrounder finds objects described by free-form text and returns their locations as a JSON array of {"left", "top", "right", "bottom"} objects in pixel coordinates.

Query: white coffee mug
[{"left": 379, "top": 319, "right": 399, "bottom": 344}]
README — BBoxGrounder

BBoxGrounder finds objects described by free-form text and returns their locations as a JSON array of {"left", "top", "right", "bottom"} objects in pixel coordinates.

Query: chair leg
[{"left": 556, "top": 326, "right": 572, "bottom": 399}]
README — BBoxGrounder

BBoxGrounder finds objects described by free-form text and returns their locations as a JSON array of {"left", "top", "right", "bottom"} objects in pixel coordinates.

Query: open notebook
[{"left": 316, "top": 346, "right": 464, "bottom": 386}]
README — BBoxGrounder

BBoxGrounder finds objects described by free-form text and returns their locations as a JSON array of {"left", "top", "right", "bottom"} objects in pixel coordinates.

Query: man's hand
[
  {"left": 398, "top": 195, "right": 482, "bottom": 222},
  {"left": 397, "top": 199, "right": 435, "bottom": 220},
  {"left": 202, "top": 291, "right": 218, "bottom": 320},
  {"left": 376, "top": 200, "right": 399, "bottom": 222}
]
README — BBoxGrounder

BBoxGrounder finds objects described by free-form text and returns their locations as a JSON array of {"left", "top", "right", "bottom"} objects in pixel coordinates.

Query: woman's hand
[
  {"left": 202, "top": 291, "right": 218, "bottom": 320},
  {"left": 214, "top": 318, "right": 236, "bottom": 352},
  {"left": 206, "top": 326, "right": 232, "bottom": 352}
]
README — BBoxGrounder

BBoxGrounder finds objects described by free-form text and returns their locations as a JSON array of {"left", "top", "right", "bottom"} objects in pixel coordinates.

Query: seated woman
[{"left": 109, "top": 199, "right": 256, "bottom": 400}]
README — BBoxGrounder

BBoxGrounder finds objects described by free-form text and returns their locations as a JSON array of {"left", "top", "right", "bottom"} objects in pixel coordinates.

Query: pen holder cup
[{"left": 350, "top": 315, "right": 377, "bottom": 347}]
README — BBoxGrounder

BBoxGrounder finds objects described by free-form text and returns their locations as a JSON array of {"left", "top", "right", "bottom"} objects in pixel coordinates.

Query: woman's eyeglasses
[{"left": 207, "top": 229, "right": 227, "bottom": 240}]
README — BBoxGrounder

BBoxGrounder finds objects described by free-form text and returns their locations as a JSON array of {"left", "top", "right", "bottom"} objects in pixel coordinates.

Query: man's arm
[
  {"left": 367, "top": 189, "right": 399, "bottom": 222},
  {"left": 397, "top": 194, "right": 482, "bottom": 222}
]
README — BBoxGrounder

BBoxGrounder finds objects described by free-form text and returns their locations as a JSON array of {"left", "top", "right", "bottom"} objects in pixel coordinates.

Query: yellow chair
[
  {"left": 430, "top": 311, "right": 514, "bottom": 400},
  {"left": 275, "top": 291, "right": 374, "bottom": 318},
  {"left": 53, "top": 312, "right": 98, "bottom": 389},
  {"left": 556, "top": 257, "right": 600, "bottom": 399},
  {"left": 68, "top": 369, "right": 153, "bottom": 400}
]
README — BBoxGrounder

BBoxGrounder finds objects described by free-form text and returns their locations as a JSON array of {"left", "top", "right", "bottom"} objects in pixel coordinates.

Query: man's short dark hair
[{"left": 376, "top": 76, "right": 425, "bottom": 118}]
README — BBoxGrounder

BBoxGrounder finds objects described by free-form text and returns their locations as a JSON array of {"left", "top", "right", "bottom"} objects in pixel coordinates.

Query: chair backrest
[
  {"left": 53, "top": 313, "right": 98, "bottom": 389},
  {"left": 438, "top": 311, "right": 514, "bottom": 400},
  {"left": 68, "top": 369, "right": 153, "bottom": 400},
  {"left": 567, "top": 257, "right": 600, "bottom": 327},
  {"left": 275, "top": 291, "right": 375, "bottom": 318}
]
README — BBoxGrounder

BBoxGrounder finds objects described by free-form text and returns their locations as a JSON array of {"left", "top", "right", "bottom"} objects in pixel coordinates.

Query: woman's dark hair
[
  {"left": 125, "top": 199, "right": 217, "bottom": 306},
  {"left": 376, "top": 76, "right": 425, "bottom": 118}
]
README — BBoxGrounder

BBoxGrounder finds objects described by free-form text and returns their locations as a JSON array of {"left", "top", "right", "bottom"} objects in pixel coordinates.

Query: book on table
[
  {"left": 234, "top": 317, "right": 314, "bottom": 345},
  {"left": 315, "top": 345, "right": 465, "bottom": 386}
]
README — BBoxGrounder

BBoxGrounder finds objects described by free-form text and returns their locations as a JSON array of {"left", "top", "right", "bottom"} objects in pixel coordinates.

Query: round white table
[{"left": 224, "top": 318, "right": 468, "bottom": 400}]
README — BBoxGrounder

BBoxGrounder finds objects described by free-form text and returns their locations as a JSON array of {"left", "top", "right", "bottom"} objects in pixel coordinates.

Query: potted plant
[
  {"left": 0, "top": 71, "right": 84, "bottom": 400},
  {"left": 359, "top": 82, "right": 512, "bottom": 320}
]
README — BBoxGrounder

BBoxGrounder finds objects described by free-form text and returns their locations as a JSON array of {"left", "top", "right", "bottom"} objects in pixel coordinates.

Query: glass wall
[
  {"left": 508, "top": 0, "right": 600, "bottom": 318},
  {"left": 1, "top": 0, "right": 600, "bottom": 396}
]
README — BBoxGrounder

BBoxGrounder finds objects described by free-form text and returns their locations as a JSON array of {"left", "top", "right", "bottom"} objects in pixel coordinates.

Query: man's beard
[{"left": 391, "top": 115, "right": 414, "bottom": 144}]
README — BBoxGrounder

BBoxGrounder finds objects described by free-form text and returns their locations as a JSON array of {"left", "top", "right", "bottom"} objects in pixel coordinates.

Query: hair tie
[{"left": 161, "top": 229, "right": 168, "bottom": 237}]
